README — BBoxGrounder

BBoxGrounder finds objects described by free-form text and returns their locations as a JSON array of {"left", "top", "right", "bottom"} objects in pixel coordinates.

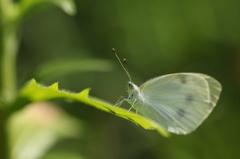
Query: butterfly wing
[{"left": 137, "top": 73, "right": 222, "bottom": 134}]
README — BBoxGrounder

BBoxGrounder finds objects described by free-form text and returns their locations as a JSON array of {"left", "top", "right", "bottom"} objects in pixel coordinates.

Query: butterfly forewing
[{"left": 138, "top": 73, "right": 222, "bottom": 134}]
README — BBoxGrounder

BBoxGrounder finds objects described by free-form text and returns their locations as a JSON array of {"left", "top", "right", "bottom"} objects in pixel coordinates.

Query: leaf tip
[
  {"left": 30, "top": 78, "right": 37, "bottom": 84},
  {"left": 157, "top": 129, "right": 171, "bottom": 137},
  {"left": 49, "top": 82, "right": 59, "bottom": 91},
  {"left": 56, "top": 0, "right": 77, "bottom": 16},
  {"left": 76, "top": 88, "right": 91, "bottom": 99}
]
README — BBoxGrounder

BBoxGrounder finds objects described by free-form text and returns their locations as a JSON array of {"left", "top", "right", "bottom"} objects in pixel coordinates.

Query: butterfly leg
[
  {"left": 128, "top": 99, "right": 137, "bottom": 112},
  {"left": 114, "top": 96, "right": 126, "bottom": 107}
]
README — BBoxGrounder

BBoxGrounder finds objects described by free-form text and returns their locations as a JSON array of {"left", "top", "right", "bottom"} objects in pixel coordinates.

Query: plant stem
[
  {"left": 0, "top": 0, "right": 19, "bottom": 158},
  {"left": 1, "top": 0, "right": 18, "bottom": 104},
  {"left": 1, "top": 25, "right": 18, "bottom": 104}
]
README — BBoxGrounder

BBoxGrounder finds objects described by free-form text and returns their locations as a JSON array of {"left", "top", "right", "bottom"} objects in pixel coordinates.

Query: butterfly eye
[{"left": 127, "top": 82, "right": 134, "bottom": 89}]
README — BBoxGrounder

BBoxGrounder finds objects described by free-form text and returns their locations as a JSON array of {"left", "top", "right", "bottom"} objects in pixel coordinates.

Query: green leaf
[
  {"left": 19, "top": 0, "right": 76, "bottom": 19},
  {"left": 17, "top": 79, "right": 170, "bottom": 137}
]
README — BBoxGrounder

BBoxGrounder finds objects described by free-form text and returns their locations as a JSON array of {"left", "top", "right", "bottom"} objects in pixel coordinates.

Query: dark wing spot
[
  {"left": 177, "top": 109, "right": 185, "bottom": 117},
  {"left": 178, "top": 75, "right": 187, "bottom": 84},
  {"left": 186, "top": 95, "right": 194, "bottom": 102}
]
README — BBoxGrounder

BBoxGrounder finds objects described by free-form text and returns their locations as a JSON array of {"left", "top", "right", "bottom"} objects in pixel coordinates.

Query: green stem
[
  {"left": 1, "top": 25, "right": 18, "bottom": 104},
  {"left": 1, "top": 0, "right": 18, "bottom": 104},
  {"left": 0, "top": 0, "right": 19, "bottom": 158}
]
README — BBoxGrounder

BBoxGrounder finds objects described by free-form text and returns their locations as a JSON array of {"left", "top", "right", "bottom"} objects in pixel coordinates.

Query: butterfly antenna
[
  {"left": 123, "top": 58, "right": 131, "bottom": 77},
  {"left": 112, "top": 48, "right": 132, "bottom": 82}
]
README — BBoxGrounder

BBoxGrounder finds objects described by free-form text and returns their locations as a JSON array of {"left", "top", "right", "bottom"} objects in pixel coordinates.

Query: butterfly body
[{"left": 125, "top": 82, "right": 142, "bottom": 108}]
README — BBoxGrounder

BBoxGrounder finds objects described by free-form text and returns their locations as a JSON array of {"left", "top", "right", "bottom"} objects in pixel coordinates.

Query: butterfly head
[{"left": 126, "top": 81, "right": 139, "bottom": 99}]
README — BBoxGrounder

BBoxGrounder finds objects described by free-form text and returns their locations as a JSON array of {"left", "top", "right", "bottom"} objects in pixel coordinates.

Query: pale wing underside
[{"left": 138, "top": 73, "right": 222, "bottom": 134}]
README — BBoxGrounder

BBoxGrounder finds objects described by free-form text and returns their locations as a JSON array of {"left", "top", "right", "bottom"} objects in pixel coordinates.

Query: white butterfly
[{"left": 113, "top": 49, "right": 222, "bottom": 134}]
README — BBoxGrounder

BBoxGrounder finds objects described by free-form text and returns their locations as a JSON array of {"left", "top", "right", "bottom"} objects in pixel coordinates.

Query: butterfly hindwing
[{"left": 138, "top": 73, "right": 222, "bottom": 134}]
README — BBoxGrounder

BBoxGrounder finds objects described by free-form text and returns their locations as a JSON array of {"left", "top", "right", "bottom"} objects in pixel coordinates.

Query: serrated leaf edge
[{"left": 20, "top": 79, "right": 170, "bottom": 137}]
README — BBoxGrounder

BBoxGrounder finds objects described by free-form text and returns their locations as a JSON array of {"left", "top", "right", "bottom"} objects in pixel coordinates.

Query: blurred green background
[{"left": 14, "top": 0, "right": 240, "bottom": 158}]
